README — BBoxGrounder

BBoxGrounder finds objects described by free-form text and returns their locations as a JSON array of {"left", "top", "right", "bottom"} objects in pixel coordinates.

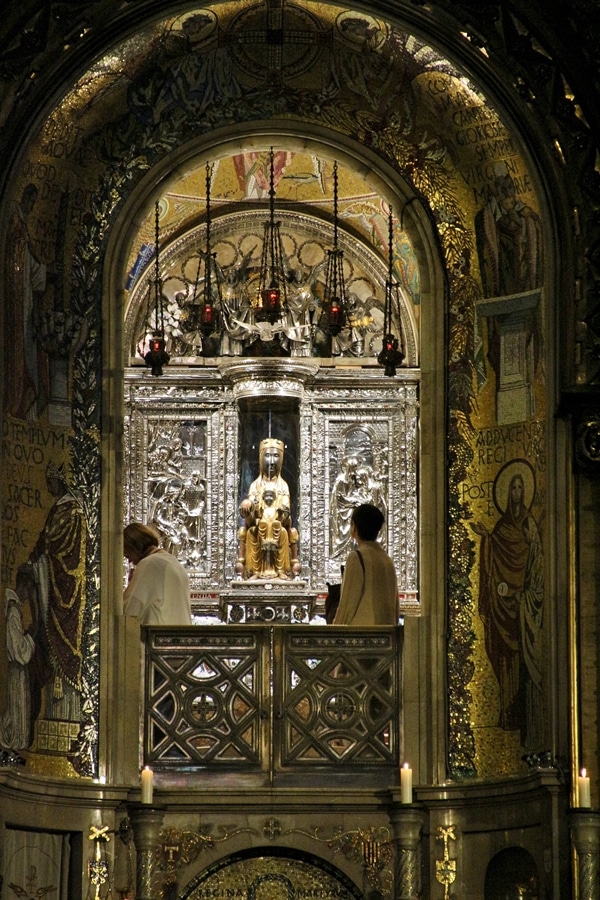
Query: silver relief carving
[
  {"left": 298, "top": 399, "right": 314, "bottom": 576},
  {"left": 124, "top": 210, "right": 418, "bottom": 369},
  {"left": 329, "top": 424, "right": 389, "bottom": 559},
  {"left": 124, "top": 367, "right": 420, "bottom": 617},
  {"left": 223, "top": 406, "right": 239, "bottom": 587},
  {"left": 145, "top": 421, "right": 208, "bottom": 565}
]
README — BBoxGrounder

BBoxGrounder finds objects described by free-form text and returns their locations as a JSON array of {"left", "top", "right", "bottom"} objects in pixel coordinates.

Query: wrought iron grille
[{"left": 144, "top": 625, "right": 402, "bottom": 786}]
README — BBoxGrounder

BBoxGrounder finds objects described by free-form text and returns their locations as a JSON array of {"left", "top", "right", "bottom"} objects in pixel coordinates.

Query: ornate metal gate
[{"left": 144, "top": 625, "right": 403, "bottom": 787}]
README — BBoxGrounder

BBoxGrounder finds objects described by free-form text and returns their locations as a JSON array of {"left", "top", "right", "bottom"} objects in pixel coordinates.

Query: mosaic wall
[{"left": 0, "top": 0, "right": 545, "bottom": 780}]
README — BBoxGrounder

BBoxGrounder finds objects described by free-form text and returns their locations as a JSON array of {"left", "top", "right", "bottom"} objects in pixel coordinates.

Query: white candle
[
  {"left": 578, "top": 768, "right": 591, "bottom": 808},
  {"left": 141, "top": 766, "right": 154, "bottom": 804},
  {"left": 400, "top": 762, "right": 413, "bottom": 804}
]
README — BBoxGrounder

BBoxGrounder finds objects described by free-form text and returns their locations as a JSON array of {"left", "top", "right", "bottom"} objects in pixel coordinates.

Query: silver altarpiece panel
[{"left": 124, "top": 361, "right": 419, "bottom": 622}]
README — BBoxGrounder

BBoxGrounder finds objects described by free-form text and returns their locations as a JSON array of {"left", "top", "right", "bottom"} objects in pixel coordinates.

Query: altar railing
[{"left": 143, "top": 625, "right": 403, "bottom": 787}]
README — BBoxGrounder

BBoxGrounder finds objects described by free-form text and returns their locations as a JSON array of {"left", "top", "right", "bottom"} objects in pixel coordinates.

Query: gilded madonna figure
[{"left": 236, "top": 438, "right": 300, "bottom": 580}]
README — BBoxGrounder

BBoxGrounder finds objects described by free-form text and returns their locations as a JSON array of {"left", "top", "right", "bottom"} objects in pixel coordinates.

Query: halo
[
  {"left": 493, "top": 458, "right": 536, "bottom": 515},
  {"left": 335, "top": 11, "right": 388, "bottom": 46},
  {"left": 170, "top": 10, "right": 217, "bottom": 44}
]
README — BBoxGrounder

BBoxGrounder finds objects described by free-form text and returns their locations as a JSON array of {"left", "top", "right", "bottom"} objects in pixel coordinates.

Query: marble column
[
  {"left": 389, "top": 801, "right": 427, "bottom": 900},
  {"left": 569, "top": 809, "right": 600, "bottom": 900},
  {"left": 127, "top": 802, "right": 167, "bottom": 900}
]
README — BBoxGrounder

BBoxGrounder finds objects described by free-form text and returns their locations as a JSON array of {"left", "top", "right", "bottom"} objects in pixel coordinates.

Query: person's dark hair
[
  {"left": 351, "top": 503, "right": 384, "bottom": 541},
  {"left": 124, "top": 522, "right": 160, "bottom": 559}
]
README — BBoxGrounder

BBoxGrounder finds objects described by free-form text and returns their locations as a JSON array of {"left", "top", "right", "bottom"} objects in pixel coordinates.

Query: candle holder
[
  {"left": 389, "top": 802, "right": 427, "bottom": 900},
  {"left": 88, "top": 825, "right": 111, "bottom": 900},
  {"left": 127, "top": 802, "right": 167, "bottom": 900},
  {"left": 569, "top": 808, "right": 600, "bottom": 900}
]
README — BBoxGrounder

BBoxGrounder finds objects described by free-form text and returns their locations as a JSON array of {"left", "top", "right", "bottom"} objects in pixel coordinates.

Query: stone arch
[
  {"left": 102, "top": 120, "right": 446, "bottom": 610},
  {"left": 106, "top": 123, "right": 439, "bottom": 359},
  {"left": 179, "top": 845, "right": 365, "bottom": 899}
]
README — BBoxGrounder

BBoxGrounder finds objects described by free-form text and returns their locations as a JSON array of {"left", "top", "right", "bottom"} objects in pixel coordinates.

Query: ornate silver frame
[{"left": 124, "top": 360, "right": 419, "bottom": 620}]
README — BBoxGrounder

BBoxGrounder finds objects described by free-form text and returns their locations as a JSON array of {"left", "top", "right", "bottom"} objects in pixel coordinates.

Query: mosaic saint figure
[
  {"left": 27, "top": 461, "right": 88, "bottom": 732},
  {"left": 474, "top": 166, "right": 544, "bottom": 398},
  {"left": 237, "top": 439, "right": 299, "bottom": 580},
  {"left": 0, "top": 571, "right": 36, "bottom": 752},
  {"left": 475, "top": 167, "right": 543, "bottom": 299},
  {"left": 471, "top": 464, "right": 544, "bottom": 749}
]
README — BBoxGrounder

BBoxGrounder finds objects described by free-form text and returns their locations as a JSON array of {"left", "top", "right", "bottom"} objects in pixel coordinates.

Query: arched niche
[
  {"left": 179, "top": 845, "right": 366, "bottom": 899},
  {"left": 0, "top": 0, "right": 562, "bottom": 793},
  {"left": 484, "top": 847, "right": 539, "bottom": 899},
  {"left": 110, "top": 129, "right": 438, "bottom": 784},
  {"left": 116, "top": 139, "right": 426, "bottom": 593}
]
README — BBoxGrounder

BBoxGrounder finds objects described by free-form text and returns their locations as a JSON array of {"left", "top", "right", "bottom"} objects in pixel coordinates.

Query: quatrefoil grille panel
[
  {"left": 146, "top": 630, "right": 263, "bottom": 767},
  {"left": 279, "top": 631, "right": 399, "bottom": 766},
  {"left": 144, "top": 626, "right": 401, "bottom": 779}
]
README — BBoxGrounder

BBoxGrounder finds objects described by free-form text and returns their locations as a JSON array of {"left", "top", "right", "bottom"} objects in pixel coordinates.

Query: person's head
[
  {"left": 263, "top": 487, "right": 276, "bottom": 506},
  {"left": 124, "top": 522, "right": 160, "bottom": 565},
  {"left": 509, "top": 474, "right": 525, "bottom": 512},
  {"left": 351, "top": 503, "right": 384, "bottom": 541},
  {"left": 495, "top": 173, "right": 517, "bottom": 212},
  {"left": 20, "top": 182, "right": 38, "bottom": 215},
  {"left": 259, "top": 438, "right": 284, "bottom": 479},
  {"left": 46, "top": 461, "right": 68, "bottom": 497}
]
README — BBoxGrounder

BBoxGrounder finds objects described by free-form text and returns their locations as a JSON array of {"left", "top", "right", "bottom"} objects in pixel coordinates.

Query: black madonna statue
[{"left": 236, "top": 438, "right": 300, "bottom": 580}]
